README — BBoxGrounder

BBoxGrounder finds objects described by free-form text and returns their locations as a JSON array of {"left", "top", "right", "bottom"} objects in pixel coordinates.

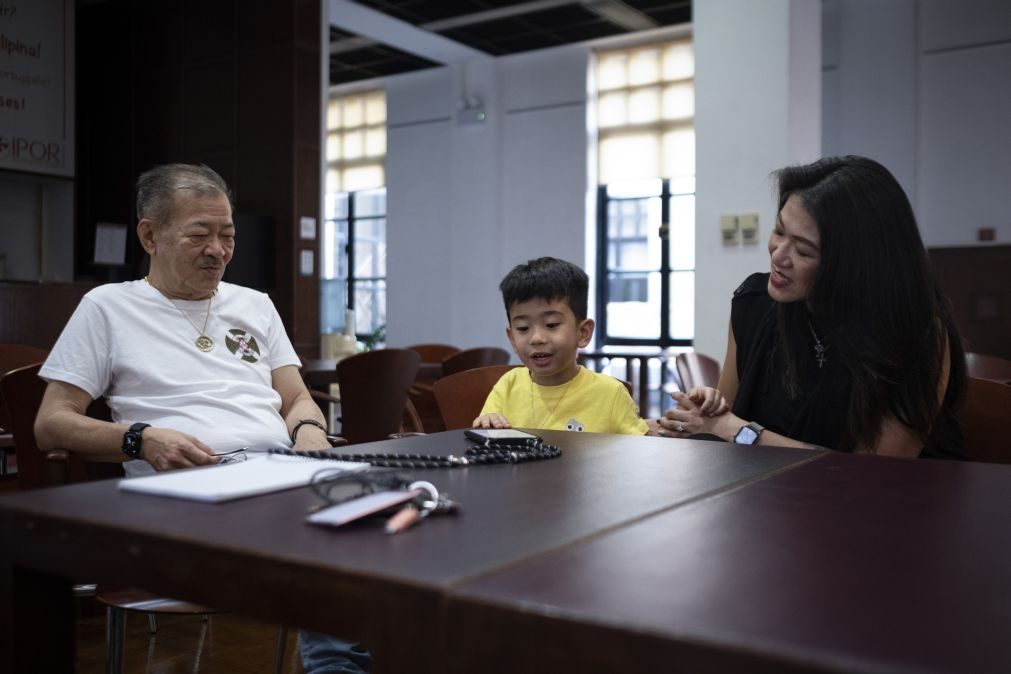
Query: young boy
[{"left": 473, "top": 257, "right": 651, "bottom": 435}]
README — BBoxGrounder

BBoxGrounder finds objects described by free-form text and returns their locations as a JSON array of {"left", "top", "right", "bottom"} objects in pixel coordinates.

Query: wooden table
[
  {"left": 2, "top": 432, "right": 1009, "bottom": 673},
  {"left": 447, "top": 452, "right": 1011, "bottom": 672}
]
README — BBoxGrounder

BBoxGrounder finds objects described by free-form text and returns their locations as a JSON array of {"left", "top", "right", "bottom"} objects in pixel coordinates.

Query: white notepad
[{"left": 118, "top": 453, "right": 368, "bottom": 503}]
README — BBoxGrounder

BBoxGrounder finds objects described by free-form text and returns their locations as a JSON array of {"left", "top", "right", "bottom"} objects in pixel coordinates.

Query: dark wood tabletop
[
  {"left": 0, "top": 431, "right": 820, "bottom": 673},
  {"left": 7, "top": 432, "right": 1008, "bottom": 673},
  {"left": 447, "top": 452, "right": 1011, "bottom": 673}
]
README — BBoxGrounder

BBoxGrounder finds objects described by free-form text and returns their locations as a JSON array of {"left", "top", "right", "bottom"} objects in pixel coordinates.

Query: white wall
[
  {"left": 822, "top": 0, "right": 1011, "bottom": 247},
  {"left": 385, "top": 45, "right": 591, "bottom": 354},
  {"left": 692, "top": 0, "right": 822, "bottom": 360},
  {"left": 821, "top": 0, "right": 917, "bottom": 198}
]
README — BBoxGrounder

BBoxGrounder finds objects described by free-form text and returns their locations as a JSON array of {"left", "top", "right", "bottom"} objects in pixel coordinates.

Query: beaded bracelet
[{"left": 291, "top": 418, "right": 328, "bottom": 444}]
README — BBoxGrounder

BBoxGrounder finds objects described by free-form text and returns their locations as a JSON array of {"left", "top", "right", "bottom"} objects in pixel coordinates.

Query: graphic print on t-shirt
[{"left": 226, "top": 328, "right": 261, "bottom": 363}]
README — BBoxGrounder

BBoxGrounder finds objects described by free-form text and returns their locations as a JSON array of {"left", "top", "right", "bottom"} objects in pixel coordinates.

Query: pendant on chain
[{"left": 813, "top": 343, "right": 827, "bottom": 369}]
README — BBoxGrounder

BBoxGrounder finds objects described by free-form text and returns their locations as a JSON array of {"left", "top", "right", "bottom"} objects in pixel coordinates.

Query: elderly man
[
  {"left": 35, "top": 163, "right": 330, "bottom": 470},
  {"left": 35, "top": 163, "right": 370, "bottom": 673}
]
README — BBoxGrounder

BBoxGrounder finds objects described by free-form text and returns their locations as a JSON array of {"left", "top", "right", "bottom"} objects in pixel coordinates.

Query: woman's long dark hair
[{"left": 774, "top": 156, "right": 965, "bottom": 451}]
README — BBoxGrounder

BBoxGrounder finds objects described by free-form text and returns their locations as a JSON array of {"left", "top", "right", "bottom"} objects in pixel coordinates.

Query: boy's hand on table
[{"left": 472, "top": 413, "right": 512, "bottom": 429}]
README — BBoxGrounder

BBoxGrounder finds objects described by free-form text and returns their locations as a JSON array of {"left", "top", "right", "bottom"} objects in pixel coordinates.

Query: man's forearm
[
  {"left": 35, "top": 410, "right": 131, "bottom": 462},
  {"left": 285, "top": 393, "right": 331, "bottom": 448}
]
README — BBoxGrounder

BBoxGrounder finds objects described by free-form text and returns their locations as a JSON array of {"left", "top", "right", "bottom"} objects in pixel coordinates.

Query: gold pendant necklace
[
  {"left": 145, "top": 276, "right": 215, "bottom": 352},
  {"left": 530, "top": 371, "right": 576, "bottom": 429}
]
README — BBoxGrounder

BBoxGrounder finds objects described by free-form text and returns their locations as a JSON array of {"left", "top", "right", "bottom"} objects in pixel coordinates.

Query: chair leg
[
  {"left": 106, "top": 606, "right": 126, "bottom": 674},
  {"left": 148, "top": 613, "right": 157, "bottom": 633},
  {"left": 192, "top": 617, "right": 210, "bottom": 671},
  {"left": 273, "top": 625, "right": 289, "bottom": 674}
]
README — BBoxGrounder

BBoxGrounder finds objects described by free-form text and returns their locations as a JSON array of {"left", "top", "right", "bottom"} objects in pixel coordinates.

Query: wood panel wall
[
  {"left": 75, "top": 0, "right": 322, "bottom": 356},
  {"left": 929, "top": 246, "right": 1011, "bottom": 360},
  {"left": 0, "top": 283, "right": 94, "bottom": 349}
]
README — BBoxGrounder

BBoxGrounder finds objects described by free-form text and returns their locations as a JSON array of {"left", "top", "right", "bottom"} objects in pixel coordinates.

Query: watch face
[
  {"left": 122, "top": 432, "right": 141, "bottom": 458},
  {"left": 735, "top": 426, "right": 759, "bottom": 445}
]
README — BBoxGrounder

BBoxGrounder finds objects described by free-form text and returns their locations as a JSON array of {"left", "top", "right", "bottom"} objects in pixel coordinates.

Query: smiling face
[
  {"left": 139, "top": 192, "right": 235, "bottom": 300},
  {"left": 506, "top": 296, "right": 594, "bottom": 386},
  {"left": 767, "top": 194, "right": 822, "bottom": 304}
]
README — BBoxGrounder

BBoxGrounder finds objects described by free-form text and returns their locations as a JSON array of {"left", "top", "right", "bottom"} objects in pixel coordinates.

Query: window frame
[
  {"left": 321, "top": 189, "right": 386, "bottom": 339},
  {"left": 595, "top": 179, "right": 692, "bottom": 349}
]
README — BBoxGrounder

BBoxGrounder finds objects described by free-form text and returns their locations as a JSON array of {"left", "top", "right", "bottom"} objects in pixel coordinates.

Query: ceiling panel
[{"left": 329, "top": 0, "right": 690, "bottom": 85}]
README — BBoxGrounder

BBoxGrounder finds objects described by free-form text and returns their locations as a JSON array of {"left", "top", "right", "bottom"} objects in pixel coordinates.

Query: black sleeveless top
[{"left": 731, "top": 273, "right": 964, "bottom": 458}]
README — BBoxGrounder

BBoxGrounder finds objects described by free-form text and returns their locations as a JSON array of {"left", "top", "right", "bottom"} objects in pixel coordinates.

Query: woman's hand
[
  {"left": 657, "top": 391, "right": 739, "bottom": 439},
  {"left": 685, "top": 386, "right": 729, "bottom": 416}
]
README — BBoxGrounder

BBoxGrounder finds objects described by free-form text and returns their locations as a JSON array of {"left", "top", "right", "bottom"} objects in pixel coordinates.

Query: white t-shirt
[{"left": 40, "top": 280, "right": 301, "bottom": 476}]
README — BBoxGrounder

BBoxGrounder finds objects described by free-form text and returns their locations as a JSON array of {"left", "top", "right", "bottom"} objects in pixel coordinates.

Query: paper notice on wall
[
  {"left": 0, "top": 0, "right": 74, "bottom": 177},
  {"left": 300, "top": 249, "right": 314, "bottom": 276},
  {"left": 93, "top": 223, "right": 127, "bottom": 265}
]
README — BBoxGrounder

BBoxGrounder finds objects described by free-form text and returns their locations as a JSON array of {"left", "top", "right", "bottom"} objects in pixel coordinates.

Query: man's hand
[
  {"left": 473, "top": 413, "right": 512, "bottom": 429},
  {"left": 139, "top": 427, "right": 218, "bottom": 471}
]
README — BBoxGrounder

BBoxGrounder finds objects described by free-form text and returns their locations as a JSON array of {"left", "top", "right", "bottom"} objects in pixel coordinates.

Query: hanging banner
[{"left": 0, "top": 0, "right": 74, "bottom": 177}]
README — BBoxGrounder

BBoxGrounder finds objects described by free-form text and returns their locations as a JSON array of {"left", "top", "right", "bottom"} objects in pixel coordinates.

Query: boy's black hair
[{"left": 500, "top": 257, "right": 589, "bottom": 321}]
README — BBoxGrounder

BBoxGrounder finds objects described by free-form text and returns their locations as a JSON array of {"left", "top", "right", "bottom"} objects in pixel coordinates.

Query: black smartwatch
[
  {"left": 733, "top": 421, "right": 765, "bottom": 445},
  {"left": 122, "top": 422, "right": 151, "bottom": 459}
]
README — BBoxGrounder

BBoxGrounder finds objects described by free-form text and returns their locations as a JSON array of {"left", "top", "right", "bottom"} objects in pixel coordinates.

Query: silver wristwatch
[{"left": 733, "top": 421, "right": 765, "bottom": 445}]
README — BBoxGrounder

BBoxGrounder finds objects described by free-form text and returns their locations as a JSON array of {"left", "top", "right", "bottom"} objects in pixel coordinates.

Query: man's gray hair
[{"left": 135, "top": 163, "right": 233, "bottom": 227}]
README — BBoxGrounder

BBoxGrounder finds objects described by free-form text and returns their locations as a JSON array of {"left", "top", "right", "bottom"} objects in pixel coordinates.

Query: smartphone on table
[{"left": 464, "top": 428, "right": 541, "bottom": 445}]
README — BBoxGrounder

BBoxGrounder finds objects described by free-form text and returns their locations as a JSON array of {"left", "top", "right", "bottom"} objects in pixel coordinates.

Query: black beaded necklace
[{"left": 269, "top": 438, "right": 561, "bottom": 469}]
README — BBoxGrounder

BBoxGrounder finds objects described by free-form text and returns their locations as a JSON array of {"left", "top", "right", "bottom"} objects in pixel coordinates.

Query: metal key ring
[{"left": 408, "top": 480, "right": 438, "bottom": 503}]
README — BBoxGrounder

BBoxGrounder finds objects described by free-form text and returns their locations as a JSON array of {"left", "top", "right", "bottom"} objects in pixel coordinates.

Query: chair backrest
[
  {"left": 0, "top": 343, "right": 49, "bottom": 431},
  {"left": 675, "top": 352, "right": 721, "bottom": 390},
  {"left": 0, "top": 363, "right": 122, "bottom": 490},
  {"left": 336, "top": 348, "right": 421, "bottom": 444},
  {"left": 432, "top": 365, "right": 518, "bottom": 430},
  {"left": 441, "top": 347, "right": 511, "bottom": 377},
  {"left": 960, "top": 377, "right": 1011, "bottom": 464},
  {"left": 965, "top": 352, "right": 1011, "bottom": 384},
  {"left": 406, "top": 343, "right": 460, "bottom": 363}
]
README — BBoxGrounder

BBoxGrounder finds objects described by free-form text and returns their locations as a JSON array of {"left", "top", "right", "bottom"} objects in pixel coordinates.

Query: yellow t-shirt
[{"left": 480, "top": 366, "right": 648, "bottom": 435}]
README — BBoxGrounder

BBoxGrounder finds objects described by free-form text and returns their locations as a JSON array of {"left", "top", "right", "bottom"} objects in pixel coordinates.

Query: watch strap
[{"left": 291, "top": 419, "right": 327, "bottom": 444}]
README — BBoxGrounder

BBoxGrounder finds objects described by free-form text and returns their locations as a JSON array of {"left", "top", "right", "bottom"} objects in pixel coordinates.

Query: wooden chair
[
  {"left": 0, "top": 363, "right": 289, "bottom": 673},
  {"left": 336, "top": 348, "right": 422, "bottom": 444},
  {"left": 966, "top": 352, "right": 1011, "bottom": 385},
  {"left": 0, "top": 343, "right": 49, "bottom": 475},
  {"left": 405, "top": 344, "right": 460, "bottom": 434},
  {"left": 441, "top": 346, "right": 511, "bottom": 377},
  {"left": 960, "top": 376, "right": 1011, "bottom": 464},
  {"left": 406, "top": 343, "right": 460, "bottom": 363},
  {"left": 1, "top": 363, "right": 121, "bottom": 490},
  {"left": 0, "top": 342, "right": 49, "bottom": 380},
  {"left": 675, "top": 352, "right": 721, "bottom": 390},
  {"left": 432, "top": 365, "right": 518, "bottom": 430}
]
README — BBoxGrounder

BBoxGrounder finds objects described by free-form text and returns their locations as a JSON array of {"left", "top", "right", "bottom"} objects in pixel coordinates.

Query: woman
[{"left": 661, "top": 156, "right": 965, "bottom": 458}]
